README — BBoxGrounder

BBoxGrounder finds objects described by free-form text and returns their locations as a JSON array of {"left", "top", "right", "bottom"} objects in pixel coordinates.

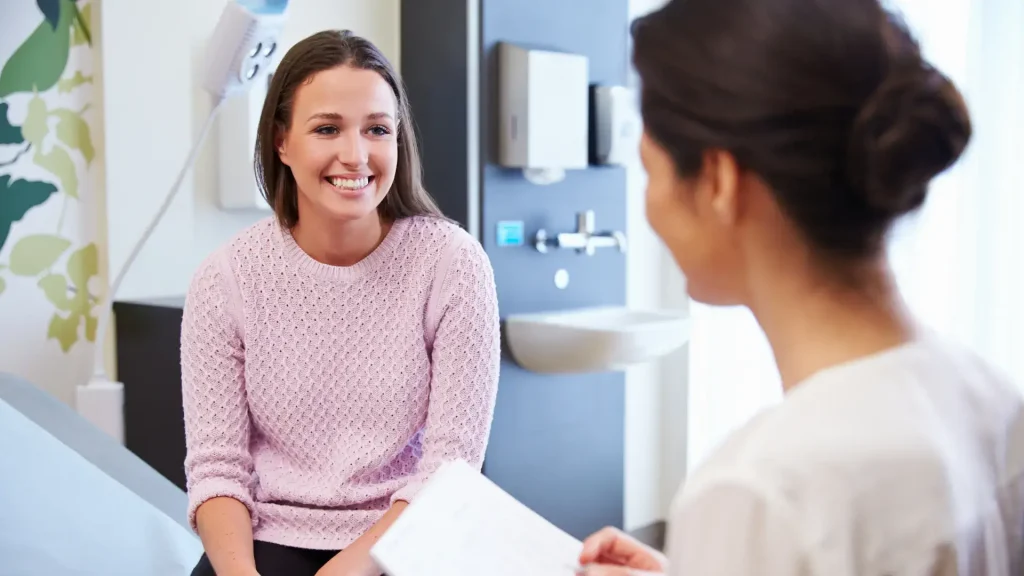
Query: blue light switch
[{"left": 496, "top": 220, "right": 525, "bottom": 247}]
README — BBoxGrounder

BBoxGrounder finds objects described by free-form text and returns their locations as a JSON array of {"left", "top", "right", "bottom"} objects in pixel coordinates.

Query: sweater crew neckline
[{"left": 278, "top": 217, "right": 410, "bottom": 282}]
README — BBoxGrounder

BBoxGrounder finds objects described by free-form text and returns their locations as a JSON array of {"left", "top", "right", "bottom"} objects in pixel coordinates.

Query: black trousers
[{"left": 191, "top": 540, "right": 340, "bottom": 576}]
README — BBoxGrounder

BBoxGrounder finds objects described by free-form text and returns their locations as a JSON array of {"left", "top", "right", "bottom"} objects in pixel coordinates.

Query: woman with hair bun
[{"left": 576, "top": 0, "right": 1024, "bottom": 574}]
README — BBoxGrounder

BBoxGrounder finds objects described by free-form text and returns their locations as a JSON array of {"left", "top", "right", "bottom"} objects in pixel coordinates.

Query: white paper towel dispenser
[
  {"left": 590, "top": 85, "right": 641, "bottom": 166},
  {"left": 497, "top": 43, "right": 589, "bottom": 185}
]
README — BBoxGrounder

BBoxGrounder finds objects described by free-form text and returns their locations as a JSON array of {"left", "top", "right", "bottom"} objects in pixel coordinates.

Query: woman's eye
[
  {"left": 368, "top": 125, "right": 391, "bottom": 137},
  {"left": 314, "top": 125, "right": 338, "bottom": 135}
]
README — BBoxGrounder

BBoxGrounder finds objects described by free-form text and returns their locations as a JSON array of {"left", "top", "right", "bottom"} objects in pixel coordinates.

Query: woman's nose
[{"left": 335, "top": 131, "right": 368, "bottom": 166}]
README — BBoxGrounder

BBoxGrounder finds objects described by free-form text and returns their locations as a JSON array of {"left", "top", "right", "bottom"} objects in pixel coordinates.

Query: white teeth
[{"left": 328, "top": 176, "right": 369, "bottom": 190}]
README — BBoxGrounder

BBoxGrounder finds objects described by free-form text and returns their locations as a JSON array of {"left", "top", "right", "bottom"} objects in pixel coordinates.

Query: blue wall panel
[{"left": 480, "top": 0, "right": 630, "bottom": 539}]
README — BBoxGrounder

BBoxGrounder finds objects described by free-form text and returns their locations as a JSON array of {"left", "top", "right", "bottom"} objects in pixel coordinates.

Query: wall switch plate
[{"left": 496, "top": 221, "right": 526, "bottom": 247}]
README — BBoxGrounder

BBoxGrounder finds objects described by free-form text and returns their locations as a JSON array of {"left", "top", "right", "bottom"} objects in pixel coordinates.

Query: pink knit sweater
[{"left": 180, "top": 215, "right": 501, "bottom": 550}]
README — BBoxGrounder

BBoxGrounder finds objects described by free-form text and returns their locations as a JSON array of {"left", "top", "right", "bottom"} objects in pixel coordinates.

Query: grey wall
[{"left": 402, "top": 0, "right": 630, "bottom": 539}]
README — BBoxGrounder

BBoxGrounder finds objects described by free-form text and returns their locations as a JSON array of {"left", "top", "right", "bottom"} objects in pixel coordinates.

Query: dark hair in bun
[
  {"left": 632, "top": 0, "right": 972, "bottom": 259},
  {"left": 848, "top": 60, "right": 972, "bottom": 217}
]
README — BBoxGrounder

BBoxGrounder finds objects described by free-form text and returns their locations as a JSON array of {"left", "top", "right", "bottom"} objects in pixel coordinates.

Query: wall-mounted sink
[{"left": 505, "top": 306, "right": 691, "bottom": 374}]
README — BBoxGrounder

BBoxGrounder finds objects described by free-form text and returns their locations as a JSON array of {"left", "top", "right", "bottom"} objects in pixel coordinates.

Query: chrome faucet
[{"left": 534, "top": 210, "right": 627, "bottom": 255}]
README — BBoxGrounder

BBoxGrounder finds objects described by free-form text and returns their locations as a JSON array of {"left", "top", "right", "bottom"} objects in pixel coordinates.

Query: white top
[{"left": 666, "top": 335, "right": 1024, "bottom": 576}]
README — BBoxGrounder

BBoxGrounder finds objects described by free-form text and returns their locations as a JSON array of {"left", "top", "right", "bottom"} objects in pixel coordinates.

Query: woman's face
[
  {"left": 277, "top": 65, "right": 398, "bottom": 224},
  {"left": 640, "top": 130, "right": 747, "bottom": 305}
]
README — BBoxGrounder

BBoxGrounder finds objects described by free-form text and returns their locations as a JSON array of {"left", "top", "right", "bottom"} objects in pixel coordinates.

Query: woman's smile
[{"left": 324, "top": 174, "right": 375, "bottom": 197}]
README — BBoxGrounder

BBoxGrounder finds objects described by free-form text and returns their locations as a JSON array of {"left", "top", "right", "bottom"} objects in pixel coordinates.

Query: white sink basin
[{"left": 505, "top": 306, "right": 691, "bottom": 374}]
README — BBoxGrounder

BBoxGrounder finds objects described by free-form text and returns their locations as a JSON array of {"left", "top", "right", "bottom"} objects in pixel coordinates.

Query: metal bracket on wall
[{"left": 534, "top": 210, "right": 627, "bottom": 255}]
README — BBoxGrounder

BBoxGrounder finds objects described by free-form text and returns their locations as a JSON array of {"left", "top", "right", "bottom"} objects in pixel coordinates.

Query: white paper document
[{"left": 370, "top": 459, "right": 585, "bottom": 576}]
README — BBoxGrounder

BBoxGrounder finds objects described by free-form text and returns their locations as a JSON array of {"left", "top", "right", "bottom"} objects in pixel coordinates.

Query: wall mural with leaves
[{"left": 1, "top": 0, "right": 101, "bottom": 401}]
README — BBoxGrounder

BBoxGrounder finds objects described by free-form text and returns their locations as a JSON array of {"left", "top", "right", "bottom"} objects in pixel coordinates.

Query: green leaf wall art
[
  {"left": 10, "top": 234, "right": 72, "bottom": 276},
  {"left": 71, "top": 3, "right": 93, "bottom": 46},
  {"left": 58, "top": 71, "right": 92, "bottom": 94},
  {"left": 21, "top": 95, "right": 49, "bottom": 146},
  {"left": 0, "top": 103, "right": 23, "bottom": 144},
  {"left": 0, "top": 175, "right": 58, "bottom": 249},
  {"left": 46, "top": 242, "right": 100, "bottom": 352},
  {"left": 36, "top": 145, "right": 80, "bottom": 198},
  {"left": 0, "top": 0, "right": 74, "bottom": 98},
  {"left": 36, "top": 0, "right": 63, "bottom": 30},
  {"left": 54, "top": 108, "right": 94, "bottom": 163},
  {"left": 19, "top": 94, "right": 94, "bottom": 198},
  {"left": 0, "top": 0, "right": 99, "bottom": 353}
]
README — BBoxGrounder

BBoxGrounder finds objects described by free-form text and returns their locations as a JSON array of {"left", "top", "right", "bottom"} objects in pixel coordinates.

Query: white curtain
[
  {"left": 686, "top": 0, "right": 1024, "bottom": 473},
  {"left": 890, "top": 0, "right": 1024, "bottom": 383}
]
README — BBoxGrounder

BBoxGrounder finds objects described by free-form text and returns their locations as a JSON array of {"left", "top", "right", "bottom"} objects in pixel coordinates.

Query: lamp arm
[{"left": 89, "top": 96, "right": 227, "bottom": 382}]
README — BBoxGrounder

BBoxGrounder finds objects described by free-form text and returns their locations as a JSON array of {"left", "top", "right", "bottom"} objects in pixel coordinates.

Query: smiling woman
[
  {"left": 256, "top": 31, "right": 440, "bottom": 233},
  {"left": 182, "top": 30, "right": 501, "bottom": 576},
  {"left": 275, "top": 65, "right": 399, "bottom": 249}
]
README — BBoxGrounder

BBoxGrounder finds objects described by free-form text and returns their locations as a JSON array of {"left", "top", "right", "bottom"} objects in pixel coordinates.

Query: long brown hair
[
  {"left": 254, "top": 30, "right": 442, "bottom": 228},
  {"left": 631, "top": 0, "right": 971, "bottom": 261}
]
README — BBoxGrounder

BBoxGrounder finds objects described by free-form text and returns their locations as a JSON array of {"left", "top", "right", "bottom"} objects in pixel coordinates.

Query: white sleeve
[{"left": 666, "top": 478, "right": 808, "bottom": 576}]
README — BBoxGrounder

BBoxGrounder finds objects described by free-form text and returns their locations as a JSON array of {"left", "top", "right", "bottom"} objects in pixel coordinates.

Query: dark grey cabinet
[{"left": 114, "top": 298, "right": 188, "bottom": 492}]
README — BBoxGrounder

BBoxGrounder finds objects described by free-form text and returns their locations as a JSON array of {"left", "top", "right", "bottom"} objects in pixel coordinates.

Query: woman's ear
[
  {"left": 703, "top": 149, "right": 740, "bottom": 225},
  {"left": 275, "top": 124, "right": 291, "bottom": 167}
]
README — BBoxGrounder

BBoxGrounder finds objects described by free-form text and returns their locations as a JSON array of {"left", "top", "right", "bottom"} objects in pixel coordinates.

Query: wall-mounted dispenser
[
  {"left": 590, "top": 85, "right": 641, "bottom": 166},
  {"left": 497, "top": 43, "right": 589, "bottom": 185}
]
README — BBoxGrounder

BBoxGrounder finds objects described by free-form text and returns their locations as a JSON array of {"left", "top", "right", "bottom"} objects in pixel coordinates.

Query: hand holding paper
[
  {"left": 370, "top": 460, "right": 585, "bottom": 576},
  {"left": 577, "top": 526, "right": 668, "bottom": 573},
  {"left": 574, "top": 565, "right": 665, "bottom": 576}
]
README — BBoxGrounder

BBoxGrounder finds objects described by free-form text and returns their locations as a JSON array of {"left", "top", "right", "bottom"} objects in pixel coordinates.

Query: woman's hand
[
  {"left": 577, "top": 527, "right": 668, "bottom": 574},
  {"left": 575, "top": 566, "right": 663, "bottom": 576},
  {"left": 315, "top": 500, "right": 406, "bottom": 576}
]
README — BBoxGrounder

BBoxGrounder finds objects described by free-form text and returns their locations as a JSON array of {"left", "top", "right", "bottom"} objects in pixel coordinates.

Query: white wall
[
  {"left": 623, "top": 0, "right": 689, "bottom": 532},
  {"left": 624, "top": 152, "right": 688, "bottom": 530},
  {"left": 101, "top": 0, "right": 400, "bottom": 301},
  {"left": 623, "top": 143, "right": 666, "bottom": 530}
]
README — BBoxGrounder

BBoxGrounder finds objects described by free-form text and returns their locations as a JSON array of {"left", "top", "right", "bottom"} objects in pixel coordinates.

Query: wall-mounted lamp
[{"left": 77, "top": 0, "right": 290, "bottom": 442}]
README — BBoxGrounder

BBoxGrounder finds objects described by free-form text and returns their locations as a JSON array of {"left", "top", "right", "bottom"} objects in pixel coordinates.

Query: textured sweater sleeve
[
  {"left": 391, "top": 235, "right": 501, "bottom": 503},
  {"left": 180, "top": 251, "right": 257, "bottom": 532}
]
